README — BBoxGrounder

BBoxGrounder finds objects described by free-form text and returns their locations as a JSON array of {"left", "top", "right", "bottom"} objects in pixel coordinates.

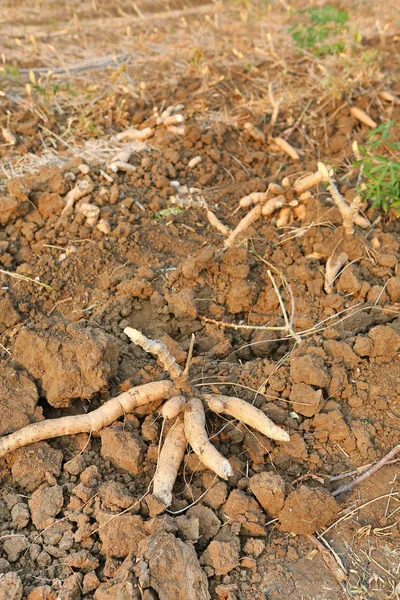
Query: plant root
[
  {"left": 153, "top": 416, "right": 187, "bottom": 506},
  {"left": 205, "top": 394, "right": 290, "bottom": 441},
  {"left": 324, "top": 251, "right": 349, "bottom": 294},
  {"left": 272, "top": 137, "right": 300, "bottom": 161},
  {"left": 0, "top": 381, "right": 173, "bottom": 458},
  {"left": 224, "top": 205, "right": 262, "bottom": 248},
  {"left": 124, "top": 327, "right": 184, "bottom": 384},
  {"left": 318, "top": 163, "right": 363, "bottom": 235},
  {"left": 184, "top": 397, "right": 234, "bottom": 480}
]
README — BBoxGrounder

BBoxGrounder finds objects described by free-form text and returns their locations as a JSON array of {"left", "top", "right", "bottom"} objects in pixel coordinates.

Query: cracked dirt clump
[
  {"left": 12, "top": 321, "right": 119, "bottom": 407},
  {"left": 277, "top": 485, "right": 339, "bottom": 535}
]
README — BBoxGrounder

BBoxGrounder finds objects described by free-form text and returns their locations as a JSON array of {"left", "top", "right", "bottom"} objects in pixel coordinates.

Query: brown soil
[{"left": 0, "top": 1, "right": 399, "bottom": 599}]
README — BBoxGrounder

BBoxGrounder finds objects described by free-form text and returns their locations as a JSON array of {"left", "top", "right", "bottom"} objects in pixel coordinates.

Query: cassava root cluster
[{"left": 0, "top": 327, "right": 290, "bottom": 510}]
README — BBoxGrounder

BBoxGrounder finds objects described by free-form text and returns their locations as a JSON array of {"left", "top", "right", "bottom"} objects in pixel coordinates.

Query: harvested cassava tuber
[
  {"left": 350, "top": 106, "right": 377, "bottom": 129},
  {"left": 162, "top": 396, "right": 187, "bottom": 420},
  {"left": 0, "top": 381, "right": 173, "bottom": 458},
  {"left": 276, "top": 206, "right": 292, "bottom": 228},
  {"left": 1, "top": 128, "right": 16, "bottom": 145},
  {"left": 205, "top": 394, "right": 290, "bottom": 442},
  {"left": 61, "top": 179, "right": 93, "bottom": 216},
  {"left": 79, "top": 202, "right": 100, "bottom": 226},
  {"left": 261, "top": 195, "right": 286, "bottom": 216},
  {"left": 224, "top": 205, "right": 262, "bottom": 248},
  {"left": 324, "top": 251, "right": 348, "bottom": 294},
  {"left": 124, "top": 327, "right": 183, "bottom": 382},
  {"left": 244, "top": 122, "right": 266, "bottom": 142},
  {"left": 184, "top": 397, "right": 234, "bottom": 480},
  {"left": 153, "top": 416, "right": 187, "bottom": 506},
  {"left": 294, "top": 172, "right": 323, "bottom": 195},
  {"left": 239, "top": 192, "right": 268, "bottom": 209},
  {"left": 206, "top": 209, "right": 230, "bottom": 236},
  {"left": 116, "top": 127, "right": 154, "bottom": 142},
  {"left": 272, "top": 137, "right": 300, "bottom": 160}
]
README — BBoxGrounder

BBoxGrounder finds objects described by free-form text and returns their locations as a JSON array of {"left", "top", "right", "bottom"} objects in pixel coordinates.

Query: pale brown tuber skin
[
  {"left": 272, "top": 137, "right": 300, "bottom": 161},
  {"left": 205, "top": 394, "right": 290, "bottom": 442},
  {"left": 0, "top": 326, "right": 290, "bottom": 509},
  {"left": 324, "top": 251, "right": 349, "bottom": 294},
  {"left": 0, "top": 381, "right": 173, "bottom": 458},
  {"left": 184, "top": 398, "right": 234, "bottom": 480},
  {"left": 162, "top": 396, "right": 187, "bottom": 420},
  {"left": 153, "top": 417, "right": 187, "bottom": 506}
]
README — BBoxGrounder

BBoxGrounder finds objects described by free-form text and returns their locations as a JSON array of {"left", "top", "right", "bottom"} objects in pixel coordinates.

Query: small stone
[
  {"left": 28, "top": 485, "right": 64, "bottom": 529},
  {"left": 336, "top": 267, "right": 361, "bottom": 295},
  {"left": 3, "top": 537, "right": 28, "bottom": 562},
  {"left": 289, "top": 383, "right": 323, "bottom": 417},
  {"left": 243, "top": 538, "right": 265, "bottom": 557},
  {"left": 248, "top": 472, "right": 286, "bottom": 516},
  {"left": 10, "top": 442, "right": 62, "bottom": 491},
  {"left": 36, "top": 550, "right": 52, "bottom": 568},
  {"left": 101, "top": 425, "right": 145, "bottom": 474},
  {"left": 0, "top": 572, "right": 23, "bottom": 600},
  {"left": 378, "top": 254, "right": 397, "bottom": 269},
  {"left": 387, "top": 276, "right": 400, "bottom": 302},
  {"left": 203, "top": 481, "right": 228, "bottom": 510},
  {"left": 145, "top": 494, "right": 167, "bottom": 518},
  {"left": 57, "top": 573, "right": 83, "bottom": 600},
  {"left": 137, "top": 531, "right": 209, "bottom": 600},
  {"left": 222, "top": 490, "right": 265, "bottom": 536},
  {"left": 3, "top": 493, "right": 21, "bottom": 509},
  {"left": 11, "top": 503, "right": 30, "bottom": 529},
  {"left": 0, "top": 558, "right": 10, "bottom": 574},
  {"left": 99, "top": 481, "right": 134, "bottom": 510},
  {"left": 64, "top": 550, "right": 99, "bottom": 572},
  {"left": 165, "top": 289, "right": 197, "bottom": 319},
  {"left": 97, "top": 512, "right": 148, "bottom": 558},
  {"left": 27, "top": 585, "right": 56, "bottom": 600},
  {"left": 353, "top": 336, "right": 373, "bottom": 357},
  {"left": 176, "top": 516, "right": 200, "bottom": 541},
  {"left": 80, "top": 465, "right": 99, "bottom": 486},
  {"left": 72, "top": 482, "right": 93, "bottom": 502},
  {"left": 369, "top": 325, "right": 400, "bottom": 361},
  {"left": 241, "top": 557, "right": 256, "bottom": 568},
  {"left": 82, "top": 572, "right": 100, "bottom": 595},
  {"left": 323, "top": 340, "right": 359, "bottom": 367},
  {"left": 64, "top": 454, "right": 86, "bottom": 476},
  {"left": 201, "top": 541, "right": 239, "bottom": 576},
  {"left": 215, "top": 584, "right": 237, "bottom": 600},
  {"left": 290, "top": 354, "right": 330, "bottom": 388},
  {"left": 187, "top": 504, "right": 221, "bottom": 547}
]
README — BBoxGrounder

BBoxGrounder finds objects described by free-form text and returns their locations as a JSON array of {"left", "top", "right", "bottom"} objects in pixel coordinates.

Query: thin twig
[
  {"left": 319, "top": 492, "right": 400, "bottom": 538},
  {"left": 332, "top": 445, "right": 400, "bottom": 497}
]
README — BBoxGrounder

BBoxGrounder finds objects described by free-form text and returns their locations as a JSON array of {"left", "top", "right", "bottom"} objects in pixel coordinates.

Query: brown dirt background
[{"left": 0, "top": 1, "right": 399, "bottom": 599}]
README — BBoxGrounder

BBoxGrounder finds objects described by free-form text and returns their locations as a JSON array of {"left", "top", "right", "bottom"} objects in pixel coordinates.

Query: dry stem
[
  {"left": 124, "top": 327, "right": 184, "bottom": 383},
  {"left": 318, "top": 163, "right": 362, "bottom": 235},
  {"left": 332, "top": 444, "right": 400, "bottom": 497}
]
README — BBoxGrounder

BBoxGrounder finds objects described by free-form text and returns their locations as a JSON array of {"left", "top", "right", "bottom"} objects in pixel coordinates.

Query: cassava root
[
  {"left": 0, "top": 381, "right": 173, "bottom": 458},
  {"left": 0, "top": 326, "right": 290, "bottom": 509}
]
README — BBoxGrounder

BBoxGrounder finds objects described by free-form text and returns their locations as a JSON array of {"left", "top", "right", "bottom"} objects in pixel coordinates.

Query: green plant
[
  {"left": 354, "top": 121, "right": 400, "bottom": 212},
  {"left": 289, "top": 5, "right": 349, "bottom": 56}
]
